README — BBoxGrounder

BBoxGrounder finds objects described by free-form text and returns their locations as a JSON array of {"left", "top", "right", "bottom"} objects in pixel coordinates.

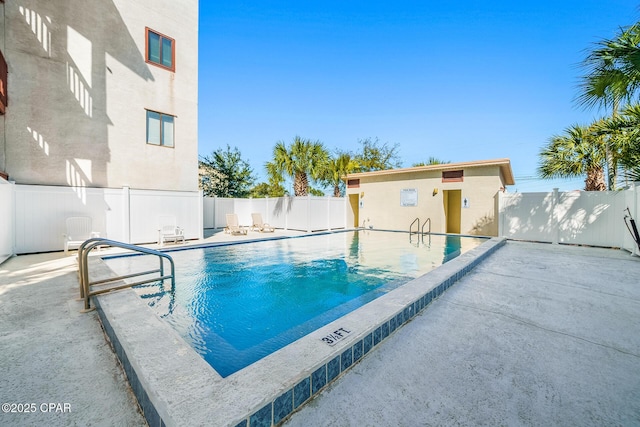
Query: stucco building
[
  {"left": 0, "top": 0, "right": 198, "bottom": 191},
  {"left": 345, "top": 158, "right": 515, "bottom": 236}
]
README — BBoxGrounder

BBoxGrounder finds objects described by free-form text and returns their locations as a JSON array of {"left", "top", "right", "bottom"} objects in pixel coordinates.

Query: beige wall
[
  {"left": 347, "top": 165, "right": 505, "bottom": 236},
  {"left": 0, "top": 0, "right": 198, "bottom": 191}
]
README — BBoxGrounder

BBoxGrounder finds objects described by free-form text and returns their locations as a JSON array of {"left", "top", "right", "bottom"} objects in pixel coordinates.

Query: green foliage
[
  {"left": 595, "top": 104, "right": 640, "bottom": 185},
  {"left": 266, "top": 136, "right": 330, "bottom": 196},
  {"left": 577, "top": 22, "right": 640, "bottom": 112},
  {"left": 199, "top": 145, "right": 255, "bottom": 197},
  {"left": 538, "top": 124, "right": 607, "bottom": 191},
  {"left": 412, "top": 157, "right": 451, "bottom": 167},
  {"left": 308, "top": 187, "right": 326, "bottom": 196},
  {"left": 249, "top": 182, "right": 288, "bottom": 198},
  {"left": 354, "top": 137, "right": 402, "bottom": 172},
  {"left": 576, "top": 20, "right": 640, "bottom": 188},
  {"left": 324, "top": 151, "right": 361, "bottom": 197}
]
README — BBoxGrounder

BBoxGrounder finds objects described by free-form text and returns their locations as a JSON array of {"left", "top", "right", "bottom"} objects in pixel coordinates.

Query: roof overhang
[{"left": 345, "top": 158, "right": 515, "bottom": 186}]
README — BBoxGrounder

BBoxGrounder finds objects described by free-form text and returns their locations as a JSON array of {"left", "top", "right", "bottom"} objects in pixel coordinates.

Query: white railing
[
  {"left": 499, "top": 185, "right": 640, "bottom": 254},
  {"left": 203, "top": 195, "right": 347, "bottom": 232}
]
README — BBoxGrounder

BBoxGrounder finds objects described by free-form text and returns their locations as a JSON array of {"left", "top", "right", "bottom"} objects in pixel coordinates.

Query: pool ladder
[
  {"left": 409, "top": 217, "right": 431, "bottom": 235},
  {"left": 409, "top": 217, "right": 431, "bottom": 246},
  {"left": 78, "top": 238, "right": 175, "bottom": 312}
]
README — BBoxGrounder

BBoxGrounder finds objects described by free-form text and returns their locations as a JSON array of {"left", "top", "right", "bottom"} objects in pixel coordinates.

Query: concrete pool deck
[
  {"left": 284, "top": 241, "right": 640, "bottom": 426},
  {"left": 0, "top": 232, "right": 639, "bottom": 426}
]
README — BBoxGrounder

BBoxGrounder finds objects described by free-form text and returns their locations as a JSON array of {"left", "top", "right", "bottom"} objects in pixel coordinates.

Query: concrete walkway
[
  {"left": 0, "top": 251, "right": 146, "bottom": 426},
  {"left": 284, "top": 241, "right": 640, "bottom": 426},
  {"left": 0, "top": 228, "right": 305, "bottom": 427},
  {"left": 1, "top": 237, "right": 639, "bottom": 426}
]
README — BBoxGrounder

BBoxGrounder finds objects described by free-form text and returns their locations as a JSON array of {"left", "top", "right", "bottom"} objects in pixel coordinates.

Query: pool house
[{"left": 345, "top": 158, "right": 515, "bottom": 236}]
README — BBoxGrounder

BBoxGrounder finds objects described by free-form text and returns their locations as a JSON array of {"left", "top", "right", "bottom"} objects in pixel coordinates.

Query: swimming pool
[{"left": 105, "top": 230, "right": 486, "bottom": 377}]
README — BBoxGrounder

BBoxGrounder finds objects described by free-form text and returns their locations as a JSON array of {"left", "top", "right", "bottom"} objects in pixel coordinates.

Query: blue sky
[{"left": 198, "top": 1, "right": 639, "bottom": 193}]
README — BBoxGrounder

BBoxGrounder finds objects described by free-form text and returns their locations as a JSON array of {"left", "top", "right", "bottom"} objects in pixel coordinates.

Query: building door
[
  {"left": 444, "top": 190, "right": 461, "bottom": 234},
  {"left": 349, "top": 194, "right": 359, "bottom": 227}
]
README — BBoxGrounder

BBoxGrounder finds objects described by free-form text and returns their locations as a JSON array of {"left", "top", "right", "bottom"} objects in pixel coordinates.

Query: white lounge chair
[
  {"left": 225, "top": 213, "right": 247, "bottom": 235},
  {"left": 158, "top": 215, "right": 185, "bottom": 246},
  {"left": 251, "top": 213, "right": 275, "bottom": 232},
  {"left": 64, "top": 216, "right": 99, "bottom": 254}
]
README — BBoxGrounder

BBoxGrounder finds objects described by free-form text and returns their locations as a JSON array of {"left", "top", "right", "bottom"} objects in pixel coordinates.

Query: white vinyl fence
[
  {"left": 10, "top": 185, "right": 202, "bottom": 254},
  {"left": 499, "top": 185, "right": 640, "bottom": 254},
  {"left": 2, "top": 182, "right": 638, "bottom": 262},
  {"left": 204, "top": 196, "right": 347, "bottom": 232},
  {"left": 0, "top": 178, "right": 13, "bottom": 264}
]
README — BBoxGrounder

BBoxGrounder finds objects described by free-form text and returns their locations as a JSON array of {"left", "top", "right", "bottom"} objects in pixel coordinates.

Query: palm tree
[
  {"left": 325, "top": 152, "right": 361, "bottom": 197},
  {"left": 266, "top": 136, "right": 330, "bottom": 196},
  {"left": 596, "top": 103, "right": 640, "bottom": 185},
  {"left": 412, "top": 157, "right": 450, "bottom": 167},
  {"left": 577, "top": 22, "right": 640, "bottom": 189},
  {"left": 538, "top": 124, "right": 607, "bottom": 191}
]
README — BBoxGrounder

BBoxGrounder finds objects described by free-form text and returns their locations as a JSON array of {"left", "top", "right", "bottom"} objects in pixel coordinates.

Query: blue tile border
[
  {"left": 94, "top": 297, "right": 164, "bottom": 427},
  {"left": 96, "top": 236, "right": 506, "bottom": 427}
]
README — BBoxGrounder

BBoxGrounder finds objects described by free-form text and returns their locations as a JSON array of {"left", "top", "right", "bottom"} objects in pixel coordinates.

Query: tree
[
  {"left": 199, "top": 145, "right": 255, "bottom": 197},
  {"left": 324, "top": 152, "right": 361, "bottom": 197},
  {"left": 577, "top": 21, "right": 640, "bottom": 189},
  {"left": 354, "top": 137, "right": 402, "bottom": 172},
  {"left": 412, "top": 157, "right": 451, "bottom": 167},
  {"left": 249, "top": 181, "right": 287, "bottom": 198},
  {"left": 596, "top": 103, "right": 640, "bottom": 184},
  {"left": 266, "top": 136, "right": 330, "bottom": 196},
  {"left": 538, "top": 124, "right": 607, "bottom": 191}
]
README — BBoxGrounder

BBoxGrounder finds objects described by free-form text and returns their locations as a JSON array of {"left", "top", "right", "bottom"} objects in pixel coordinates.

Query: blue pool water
[{"left": 105, "top": 230, "right": 485, "bottom": 377}]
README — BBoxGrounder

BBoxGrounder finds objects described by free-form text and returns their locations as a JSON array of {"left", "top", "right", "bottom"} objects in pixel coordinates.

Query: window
[
  {"left": 146, "top": 110, "right": 175, "bottom": 147},
  {"left": 442, "top": 170, "right": 463, "bottom": 183},
  {"left": 146, "top": 28, "right": 175, "bottom": 71},
  {"left": 347, "top": 179, "right": 360, "bottom": 188}
]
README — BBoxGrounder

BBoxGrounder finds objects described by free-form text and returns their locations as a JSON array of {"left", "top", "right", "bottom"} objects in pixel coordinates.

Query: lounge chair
[
  {"left": 64, "top": 216, "right": 99, "bottom": 254},
  {"left": 225, "top": 213, "right": 248, "bottom": 235},
  {"left": 251, "top": 213, "right": 275, "bottom": 232},
  {"left": 158, "top": 215, "right": 185, "bottom": 246}
]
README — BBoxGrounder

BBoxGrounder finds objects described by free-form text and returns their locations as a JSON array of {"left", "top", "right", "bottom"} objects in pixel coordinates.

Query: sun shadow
[{"left": 5, "top": 0, "right": 154, "bottom": 190}]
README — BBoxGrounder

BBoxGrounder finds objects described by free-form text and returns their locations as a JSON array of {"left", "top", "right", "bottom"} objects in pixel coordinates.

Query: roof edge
[{"left": 345, "top": 158, "right": 515, "bottom": 185}]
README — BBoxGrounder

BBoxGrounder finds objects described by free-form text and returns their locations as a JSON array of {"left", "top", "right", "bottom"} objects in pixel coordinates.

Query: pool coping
[{"left": 94, "top": 235, "right": 506, "bottom": 427}]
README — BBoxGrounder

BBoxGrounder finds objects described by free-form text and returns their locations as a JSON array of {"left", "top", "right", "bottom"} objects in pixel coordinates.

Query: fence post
[
  {"left": 633, "top": 183, "right": 639, "bottom": 256},
  {"left": 307, "top": 194, "right": 312, "bottom": 232},
  {"left": 497, "top": 191, "right": 504, "bottom": 238},
  {"left": 552, "top": 188, "right": 559, "bottom": 245},
  {"left": 327, "top": 196, "right": 331, "bottom": 231},
  {"left": 284, "top": 197, "right": 289, "bottom": 231},
  {"left": 122, "top": 186, "right": 131, "bottom": 243},
  {"left": 265, "top": 196, "right": 270, "bottom": 225},
  {"left": 198, "top": 191, "right": 204, "bottom": 240}
]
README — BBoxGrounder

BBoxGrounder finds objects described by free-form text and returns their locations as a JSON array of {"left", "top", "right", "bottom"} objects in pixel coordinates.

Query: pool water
[{"left": 105, "top": 230, "right": 485, "bottom": 377}]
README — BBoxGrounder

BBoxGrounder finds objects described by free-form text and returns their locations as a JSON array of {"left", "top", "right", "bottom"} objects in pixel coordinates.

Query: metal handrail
[
  {"left": 409, "top": 217, "right": 420, "bottom": 236},
  {"left": 78, "top": 238, "right": 175, "bottom": 311},
  {"left": 421, "top": 218, "right": 431, "bottom": 235}
]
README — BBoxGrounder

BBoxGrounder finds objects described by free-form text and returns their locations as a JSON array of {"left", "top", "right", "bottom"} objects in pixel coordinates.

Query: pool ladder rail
[
  {"left": 77, "top": 238, "right": 175, "bottom": 312},
  {"left": 409, "top": 217, "right": 431, "bottom": 246},
  {"left": 409, "top": 217, "right": 431, "bottom": 235}
]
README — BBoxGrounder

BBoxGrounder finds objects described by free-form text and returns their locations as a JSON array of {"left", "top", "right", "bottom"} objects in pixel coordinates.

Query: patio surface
[
  {"left": 0, "top": 232, "right": 638, "bottom": 426},
  {"left": 284, "top": 241, "right": 640, "bottom": 426}
]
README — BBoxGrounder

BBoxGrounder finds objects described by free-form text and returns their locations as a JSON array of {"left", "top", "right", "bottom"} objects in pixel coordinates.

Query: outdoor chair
[
  {"left": 251, "top": 213, "right": 275, "bottom": 232},
  {"left": 158, "top": 215, "right": 185, "bottom": 246},
  {"left": 64, "top": 216, "right": 99, "bottom": 254},
  {"left": 225, "top": 213, "right": 248, "bottom": 235}
]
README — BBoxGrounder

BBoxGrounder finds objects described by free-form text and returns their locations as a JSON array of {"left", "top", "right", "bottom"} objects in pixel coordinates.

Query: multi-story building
[{"left": 0, "top": 0, "right": 198, "bottom": 191}]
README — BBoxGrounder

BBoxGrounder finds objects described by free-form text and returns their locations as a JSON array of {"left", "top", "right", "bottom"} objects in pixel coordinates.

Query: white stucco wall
[
  {"left": 0, "top": 0, "right": 198, "bottom": 191},
  {"left": 347, "top": 165, "right": 507, "bottom": 236}
]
